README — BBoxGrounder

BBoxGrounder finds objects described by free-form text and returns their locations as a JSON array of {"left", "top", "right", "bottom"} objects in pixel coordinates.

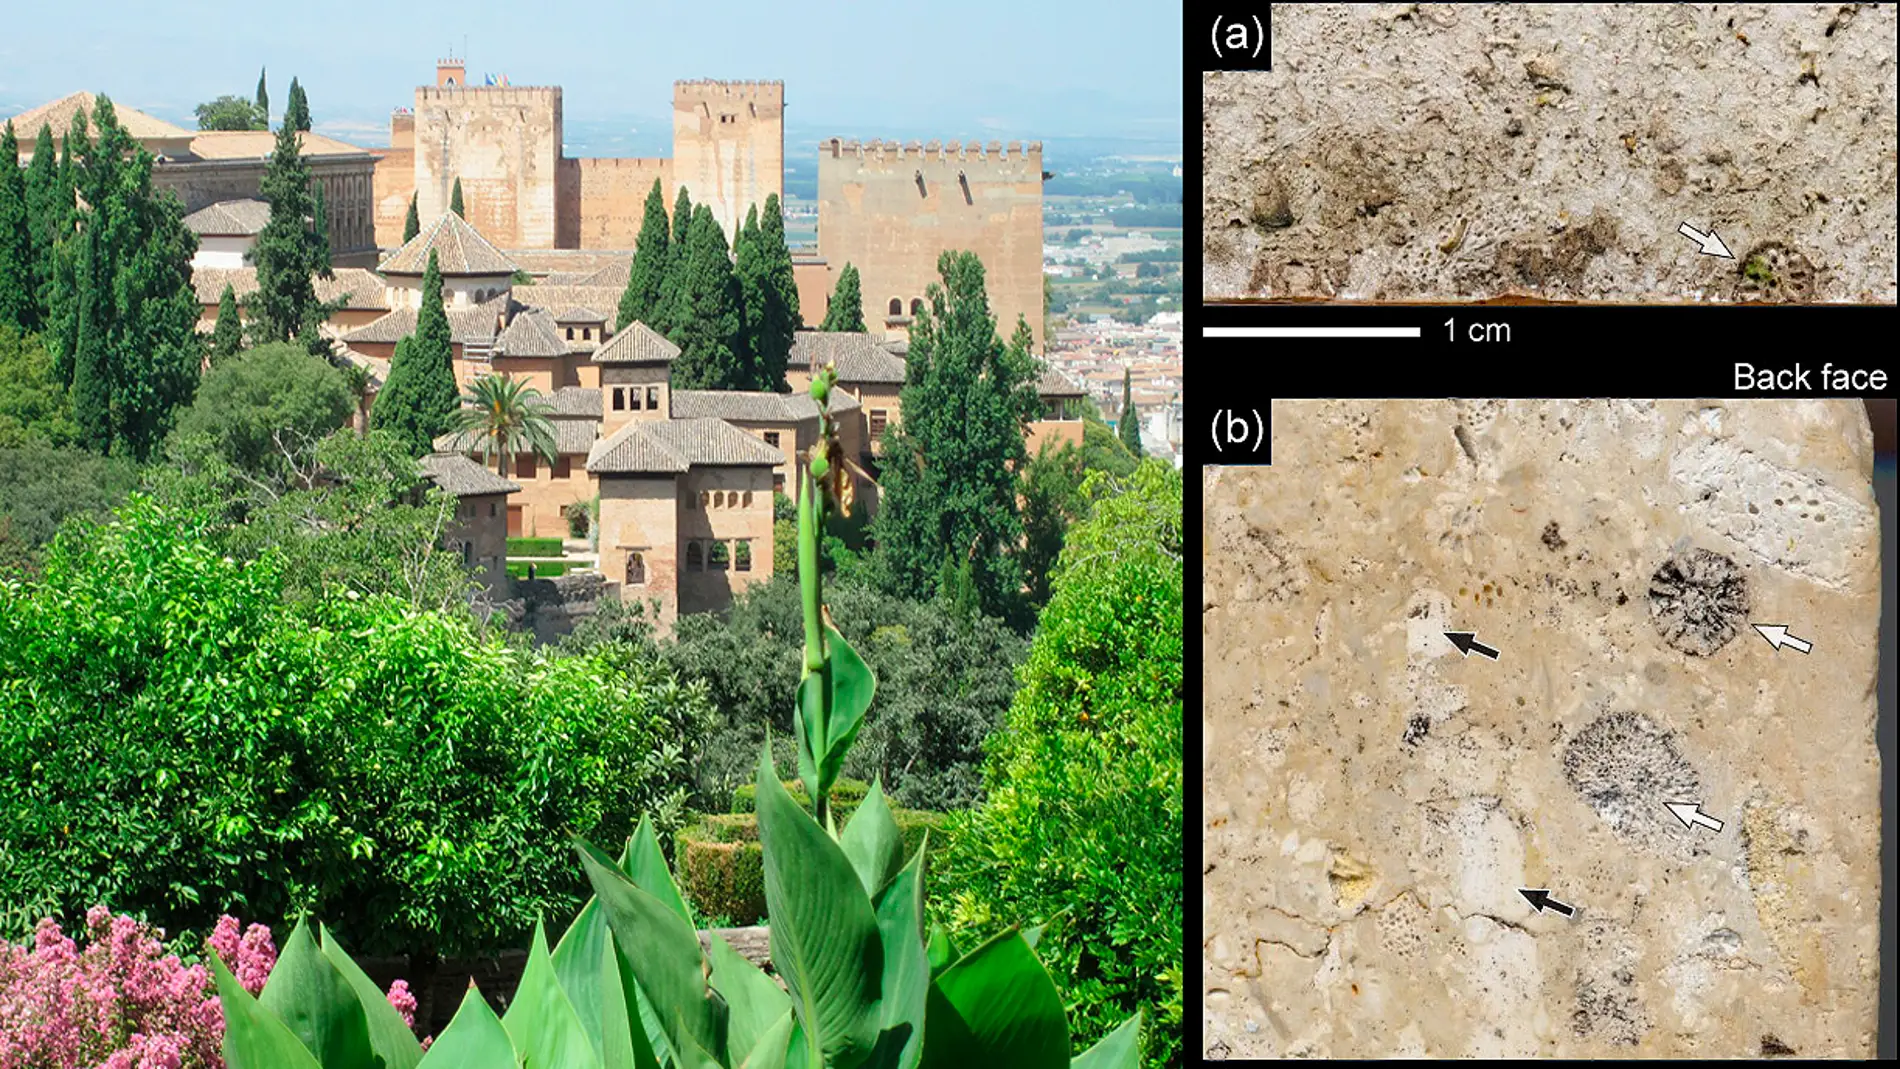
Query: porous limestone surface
[
  {"left": 1202, "top": 400, "right": 1880, "bottom": 1058},
  {"left": 1204, "top": 4, "right": 1898, "bottom": 303}
]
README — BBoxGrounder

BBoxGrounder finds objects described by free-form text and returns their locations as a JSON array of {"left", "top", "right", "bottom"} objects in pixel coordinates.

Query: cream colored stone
[{"left": 1203, "top": 400, "right": 1879, "bottom": 1058}]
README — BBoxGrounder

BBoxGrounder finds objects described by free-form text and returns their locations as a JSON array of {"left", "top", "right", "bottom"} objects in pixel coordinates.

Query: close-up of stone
[
  {"left": 1202, "top": 400, "right": 1880, "bottom": 1057},
  {"left": 1203, "top": 4, "right": 1899, "bottom": 302}
]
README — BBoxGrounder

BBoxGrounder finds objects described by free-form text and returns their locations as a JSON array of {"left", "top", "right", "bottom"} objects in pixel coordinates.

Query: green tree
[
  {"left": 0, "top": 324, "right": 78, "bottom": 448},
  {"left": 937, "top": 460, "right": 1184, "bottom": 1069},
  {"left": 1117, "top": 367, "right": 1143, "bottom": 456},
  {"left": 22, "top": 123, "right": 62, "bottom": 325},
  {"left": 284, "top": 76, "right": 311, "bottom": 132},
  {"left": 732, "top": 203, "right": 768, "bottom": 389},
  {"left": 756, "top": 192, "right": 800, "bottom": 384},
  {"left": 616, "top": 177, "right": 669, "bottom": 331},
  {"left": 653, "top": 184, "right": 694, "bottom": 337},
  {"left": 402, "top": 192, "right": 420, "bottom": 243},
  {"left": 1018, "top": 440, "right": 1087, "bottom": 608},
  {"left": 819, "top": 262, "right": 866, "bottom": 332},
  {"left": 193, "top": 95, "right": 261, "bottom": 131},
  {"left": 369, "top": 249, "right": 457, "bottom": 455},
  {"left": 449, "top": 177, "right": 464, "bottom": 218},
  {"left": 210, "top": 282, "right": 243, "bottom": 364},
  {"left": 666, "top": 204, "right": 743, "bottom": 391},
  {"left": 245, "top": 118, "right": 334, "bottom": 348},
  {"left": 169, "top": 341, "right": 353, "bottom": 476},
  {"left": 875, "top": 250, "right": 1040, "bottom": 623},
  {"left": 447, "top": 373, "right": 558, "bottom": 477},
  {"left": 0, "top": 123, "right": 33, "bottom": 331},
  {"left": 44, "top": 97, "right": 201, "bottom": 461},
  {"left": 0, "top": 439, "right": 139, "bottom": 560},
  {"left": 254, "top": 66, "right": 269, "bottom": 128}
]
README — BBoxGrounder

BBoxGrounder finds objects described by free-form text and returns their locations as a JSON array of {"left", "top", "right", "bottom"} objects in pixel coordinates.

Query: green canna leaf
[
  {"left": 868, "top": 835, "right": 929, "bottom": 1069},
  {"left": 756, "top": 738, "right": 883, "bottom": 1069},
  {"left": 550, "top": 833, "right": 665, "bottom": 1069},
  {"left": 212, "top": 954, "right": 325, "bottom": 1069},
  {"left": 416, "top": 984, "right": 517, "bottom": 1069},
  {"left": 918, "top": 929, "right": 1069, "bottom": 1069},
  {"left": 624, "top": 814, "right": 694, "bottom": 925},
  {"left": 502, "top": 919, "right": 602, "bottom": 1069},
  {"left": 319, "top": 925, "right": 425, "bottom": 1069},
  {"left": 1068, "top": 1011, "right": 1142, "bottom": 1069},
  {"left": 924, "top": 925, "right": 957, "bottom": 980},
  {"left": 739, "top": 1010, "right": 797, "bottom": 1069},
  {"left": 840, "top": 780, "right": 904, "bottom": 899},
  {"left": 258, "top": 917, "right": 379, "bottom": 1069},
  {"left": 793, "top": 626, "right": 877, "bottom": 807},
  {"left": 598, "top": 929, "right": 661, "bottom": 1069},
  {"left": 710, "top": 931, "right": 793, "bottom": 1066},
  {"left": 576, "top": 837, "right": 724, "bottom": 1061}
]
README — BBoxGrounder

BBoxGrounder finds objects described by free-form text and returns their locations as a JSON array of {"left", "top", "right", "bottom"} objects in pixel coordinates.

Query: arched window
[
  {"left": 566, "top": 327, "right": 574, "bottom": 340},
  {"left": 699, "top": 490, "right": 710, "bottom": 509},
  {"left": 713, "top": 491, "right": 724, "bottom": 509},
  {"left": 734, "top": 540, "right": 752, "bottom": 572},
  {"left": 888, "top": 298, "right": 903, "bottom": 316},
  {"left": 742, "top": 490, "right": 753, "bottom": 508},
  {"left": 626, "top": 551, "right": 645, "bottom": 586},
  {"left": 686, "top": 542, "right": 703, "bottom": 571},
  {"left": 910, "top": 298, "right": 924, "bottom": 316},
  {"left": 708, "top": 540, "right": 730, "bottom": 571}
]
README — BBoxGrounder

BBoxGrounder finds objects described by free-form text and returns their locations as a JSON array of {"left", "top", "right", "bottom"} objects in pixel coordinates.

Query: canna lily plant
[{"left": 211, "top": 364, "right": 1142, "bottom": 1068}]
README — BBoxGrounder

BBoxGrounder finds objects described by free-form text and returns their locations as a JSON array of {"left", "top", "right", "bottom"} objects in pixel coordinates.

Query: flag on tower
[{"left": 484, "top": 73, "right": 496, "bottom": 86}]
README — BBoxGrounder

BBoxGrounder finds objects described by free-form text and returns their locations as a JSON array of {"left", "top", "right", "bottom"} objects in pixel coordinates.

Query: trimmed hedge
[
  {"left": 730, "top": 777, "right": 870, "bottom": 817},
  {"left": 678, "top": 806, "right": 945, "bottom": 925},
  {"left": 506, "top": 559, "right": 572, "bottom": 580},
  {"left": 507, "top": 537, "right": 565, "bottom": 557}
]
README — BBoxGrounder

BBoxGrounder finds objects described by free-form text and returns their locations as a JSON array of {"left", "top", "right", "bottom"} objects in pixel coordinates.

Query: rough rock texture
[
  {"left": 1204, "top": 4, "right": 1898, "bottom": 302},
  {"left": 1202, "top": 401, "right": 1879, "bottom": 1058}
]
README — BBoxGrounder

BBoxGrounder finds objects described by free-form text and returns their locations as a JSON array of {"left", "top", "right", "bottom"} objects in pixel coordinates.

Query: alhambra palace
[{"left": 8, "top": 60, "right": 1082, "bottom": 625}]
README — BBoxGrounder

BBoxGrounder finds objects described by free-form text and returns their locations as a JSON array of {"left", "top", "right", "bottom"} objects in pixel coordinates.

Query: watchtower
[{"left": 671, "top": 80, "right": 785, "bottom": 244}]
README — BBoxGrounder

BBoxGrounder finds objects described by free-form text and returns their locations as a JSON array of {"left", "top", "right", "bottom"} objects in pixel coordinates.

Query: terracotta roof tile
[
  {"left": 553, "top": 305, "right": 605, "bottom": 323},
  {"left": 3, "top": 92, "right": 191, "bottom": 146},
  {"left": 495, "top": 308, "right": 566, "bottom": 358},
  {"left": 191, "top": 266, "right": 388, "bottom": 310},
  {"left": 511, "top": 285, "right": 625, "bottom": 317},
  {"left": 545, "top": 387, "right": 602, "bottom": 418},
  {"left": 591, "top": 320, "right": 678, "bottom": 365},
  {"left": 342, "top": 303, "right": 501, "bottom": 345},
  {"left": 790, "top": 331, "right": 908, "bottom": 384},
  {"left": 1035, "top": 367, "right": 1085, "bottom": 397},
  {"left": 670, "top": 389, "right": 822, "bottom": 423},
  {"left": 418, "top": 452, "right": 520, "bottom": 496},
  {"left": 187, "top": 129, "right": 372, "bottom": 160},
  {"left": 378, "top": 212, "right": 518, "bottom": 276},
  {"left": 587, "top": 417, "right": 782, "bottom": 474},
  {"left": 182, "top": 198, "right": 272, "bottom": 236}
]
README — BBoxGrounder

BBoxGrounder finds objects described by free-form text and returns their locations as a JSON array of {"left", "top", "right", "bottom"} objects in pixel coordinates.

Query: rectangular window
[
  {"left": 773, "top": 473, "right": 784, "bottom": 494},
  {"left": 566, "top": 327, "right": 575, "bottom": 340},
  {"left": 516, "top": 454, "right": 535, "bottom": 478},
  {"left": 646, "top": 386, "right": 660, "bottom": 409},
  {"left": 734, "top": 540, "right": 752, "bottom": 572},
  {"left": 612, "top": 387, "right": 626, "bottom": 411},
  {"left": 553, "top": 456, "right": 571, "bottom": 479},
  {"left": 869, "top": 410, "right": 888, "bottom": 439},
  {"left": 763, "top": 431, "right": 780, "bottom": 448},
  {"left": 490, "top": 502, "right": 498, "bottom": 518}
]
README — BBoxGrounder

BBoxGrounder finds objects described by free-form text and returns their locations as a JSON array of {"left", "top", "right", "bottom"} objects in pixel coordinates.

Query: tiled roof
[
  {"left": 587, "top": 417, "right": 782, "bottom": 474},
  {"left": 554, "top": 305, "right": 604, "bottom": 323},
  {"left": 418, "top": 452, "right": 520, "bottom": 497},
  {"left": 591, "top": 320, "right": 677, "bottom": 365},
  {"left": 191, "top": 266, "right": 388, "bottom": 310},
  {"left": 187, "top": 130, "right": 371, "bottom": 161},
  {"left": 576, "top": 259, "right": 632, "bottom": 289},
  {"left": 1035, "top": 367, "right": 1085, "bottom": 397},
  {"left": 540, "top": 271, "right": 596, "bottom": 286},
  {"left": 335, "top": 344, "right": 389, "bottom": 389},
  {"left": 545, "top": 387, "right": 602, "bottom": 418},
  {"left": 790, "top": 331, "right": 908, "bottom": 384},
  {"left": 670, "top": 389, "right": 823, "bottom": 424},
  {"left": 182, "top": 198, "right": 273, "bottom": 236},
  {"left": 511, "top": 285, "right": 624, "bottom": 317},
  {"left": 499, "top": 249, "right": 632, "bottom": 274},
  {"left": 435, "top": 418, "right": 599, "bottom": 457},
  {"left": 342, "top": 303, "right": 501, "bottom": 346},
  {"left": 3, "top": 92, "right": 191, "bottom": 146},
  {"left": 378, "top": 212, "right": 517, "bottom": 276},
  {"left": 495, "top": 308, "right": 566, "bottom": 358}
]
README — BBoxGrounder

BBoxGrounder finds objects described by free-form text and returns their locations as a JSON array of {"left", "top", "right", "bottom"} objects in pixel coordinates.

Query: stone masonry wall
[
  {"left": 414, "top": 86, "right": 563, "bottom": 248},
  {"left": 1204, "top": 4, "right": 1898, "bottom": 302},
  {"left": 673, "top": 81, "right": 784, "bottom": 246}
]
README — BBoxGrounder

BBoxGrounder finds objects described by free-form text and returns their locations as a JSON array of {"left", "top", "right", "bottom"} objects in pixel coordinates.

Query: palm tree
[{"left": 449, "top": 374, "right": 559, "bottom": 477}]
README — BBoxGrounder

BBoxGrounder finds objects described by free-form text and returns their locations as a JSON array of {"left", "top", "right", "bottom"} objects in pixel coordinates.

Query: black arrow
[
  {"left": 1444, "top": 631, "right": 1500, "bottom": 659},
  {"left": 1517, "top": 888, "right": 1575, "bottom": 917}
]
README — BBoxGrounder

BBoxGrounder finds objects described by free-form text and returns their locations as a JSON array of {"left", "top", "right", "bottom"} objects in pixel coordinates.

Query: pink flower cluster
[{"left": 0, "top": 908, "right": 421, "bottom": 1068}]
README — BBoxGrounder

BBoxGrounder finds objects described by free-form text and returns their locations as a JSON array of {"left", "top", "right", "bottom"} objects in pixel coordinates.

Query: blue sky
[{"left": 0, "top": 1, "right": 1180, "bottom": 156}]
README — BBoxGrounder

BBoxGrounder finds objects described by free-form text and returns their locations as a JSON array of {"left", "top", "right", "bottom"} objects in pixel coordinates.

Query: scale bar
[{"left": 1204, "top": 327, "right": 1421, "bottom": 338}]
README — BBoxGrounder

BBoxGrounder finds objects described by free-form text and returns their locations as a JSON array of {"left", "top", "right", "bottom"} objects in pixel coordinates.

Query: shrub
[
  {"left": 678, "top": 805, "right": 945, "bottom": 926},
  {"left": 506, "top": 559, "right": 573, "bottom": 579},
  {"left": 729, "top": 776, "right": 869, "bottom": 816},
  {"left": 506, "top": 536, "right": 565, "bottom": 557},
  {"left": 935, "top": 461, "right": 1184, "bottom": 1068},
  {"left": 563, "top": 500, "right": 590, "bottom": 539},
  {"left": 169, "top": 342, "right": 354, "bottom": 476},
  {"left": 0, "top": 493, "right": 706, "bottom": 960}
]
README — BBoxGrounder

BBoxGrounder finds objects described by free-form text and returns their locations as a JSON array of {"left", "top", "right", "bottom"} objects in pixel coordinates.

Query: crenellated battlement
[
  {"left": 417, "top": 86, "right": 562, "bottom": 104},
  {"left": 819, "top": 137, "right": 1043, "bottom": 164},
  {"left": 674, "top": 80, "right": 785, "bottom": 104}
]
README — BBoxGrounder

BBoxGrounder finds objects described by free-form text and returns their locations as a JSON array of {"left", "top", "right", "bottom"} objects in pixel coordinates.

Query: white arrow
[
  {"left": 1751, "top": 624, "right": 1813, "bottom": 654},
  {"left": 1665, "top": 801, "right": 1724, "bottom": 833},
  {"left": 1677, "top": 221, "right": 1735, "bottom": 259}
]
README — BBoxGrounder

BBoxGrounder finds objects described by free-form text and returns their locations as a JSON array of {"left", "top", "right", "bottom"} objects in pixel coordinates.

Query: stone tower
[
  {"left": 817, "top": 138, "right": 1046, "bottom": 351},
  {"left": 413, "top": 75, "right": 562, "bottom": 248},
  {"left": 671, "top": 81, "right": 784, "bottom": 244}
]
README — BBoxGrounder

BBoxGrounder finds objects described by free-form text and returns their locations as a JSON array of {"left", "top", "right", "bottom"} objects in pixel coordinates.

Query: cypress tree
[
  {"left": 732, "top": 203, "right": 767, "bottom": 390},
  {"left": 68, "top": 225, "right": 110, "bottom": 453},
  {"left": 311, "top": 180, "right": 332, "bottom": 277},
  {"left": 873, "top": 250, "right": 1034, "bottom": 620},
  {"left": 22, "top": 123, "right": 58, "bottom": 324},
  {"left": 284, "top": 76, "right": 311, "bottom": 132},
  {"left": 667, "top": 204, "right": 743, "bottom": 390},
  {"left": 0, "top": 122, "right": 34, "bottom": 331},
  {"left": 819, "top": 262, "right": 865, "bottom": 332},
  {"left": 449, "top": 177, "right": 464, "bottom": 218},
  {"left": 1117, "top": 366, "right": 1142, "bottom": 456},
  {"left": 402, "top": 192, "right": 420, "bottom": 243},
  {"left": 370, "top": 249, "right": 458, "bottom": 455},
  {"left": 653, "top": 184, "right": 694, "bottom": 336},
  {"left": 754, "top": 193, "right": 798, "bottom": 389},
  {"left": 254, "top": 67, "right": 269, "bottom": 130},
  {"left": 245, "top": 119, "right": 321, "bottom": 346},
  {"left": 210, "top": 282, "right": 243, "bottom": 363},
  {"left": 617, "top": 177, "right": 668, "bottom": 330}
]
